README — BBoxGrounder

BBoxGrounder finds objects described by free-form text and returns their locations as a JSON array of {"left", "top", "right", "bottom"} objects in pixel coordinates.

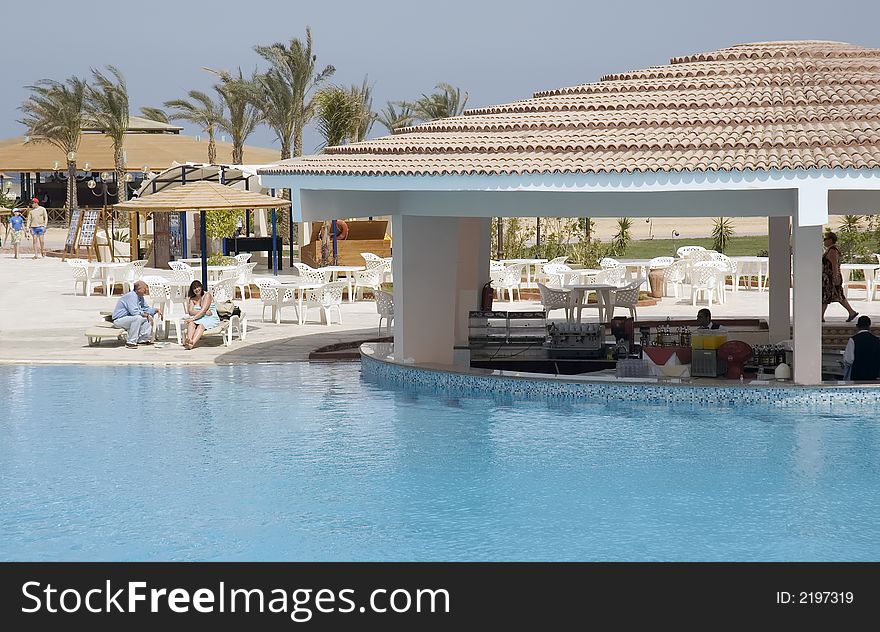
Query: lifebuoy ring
[{"left": 336, "top": 219, "right": 349, "bottom": 240}]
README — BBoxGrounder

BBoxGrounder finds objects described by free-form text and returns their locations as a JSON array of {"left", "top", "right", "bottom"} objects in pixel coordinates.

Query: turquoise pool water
[{"left": 1, "top": 363, "right": 878, "bottom": 561}]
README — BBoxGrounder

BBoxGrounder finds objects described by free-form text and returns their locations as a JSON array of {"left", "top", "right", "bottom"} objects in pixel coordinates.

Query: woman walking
[{"left": 822, "top": 231, "right": 858, "bottom": 323}]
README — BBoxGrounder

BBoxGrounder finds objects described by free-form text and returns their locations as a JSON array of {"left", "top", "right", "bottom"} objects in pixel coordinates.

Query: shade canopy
[{"left": 113, "top": 180, "right": 290, "bottom": 212}]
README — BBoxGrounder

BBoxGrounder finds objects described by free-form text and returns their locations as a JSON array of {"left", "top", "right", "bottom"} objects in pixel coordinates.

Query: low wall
[{"left": 360, "top": 343, "right": 880, "bottom": 408}]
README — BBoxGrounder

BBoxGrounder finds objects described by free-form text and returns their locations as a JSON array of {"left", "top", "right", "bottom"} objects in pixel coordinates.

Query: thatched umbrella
[{"left": 114, "top": 180, "right": 291, "bottom": 287}]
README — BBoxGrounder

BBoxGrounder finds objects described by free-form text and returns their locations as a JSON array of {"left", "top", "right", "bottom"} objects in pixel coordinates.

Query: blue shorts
[{"left": 30, "top": 226, "right": 45, "bottom": 236}]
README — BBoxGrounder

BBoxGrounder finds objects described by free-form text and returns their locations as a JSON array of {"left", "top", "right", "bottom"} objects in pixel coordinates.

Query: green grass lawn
[{"left": 621, "top": 235, "right": 768, "bottom": 259}]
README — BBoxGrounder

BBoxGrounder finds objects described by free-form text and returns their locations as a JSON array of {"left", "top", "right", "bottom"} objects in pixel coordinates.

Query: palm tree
[
  {"left": 164, "top": 91, "right": 224, "bottom": 164},
  {"left": 377, "top": 102, "right": 414, "bottom": 134},
  {"left": 140, "top": 106, "right": 169, "bottom": 123},
  {"left": 254, "top": 27, "right": 334, "bottom": 158},
  {"left": 251, "top": 69, "right": 297, "bottom": 159},
  {"left": 314, "top": 79, "right": 376, "bottom": 149},
  {"left": 351, "top": 79, "right": 376, "bottom": 142},
  {"left": 207, "top": 68, "right": 264, "bottom": 164},
  {"left": 86, "top": 66, "right": 130, "bottom": 201},
  {"left": 19, "top": 75, "right": 87, "bottom": 210},
  {"left": 407, "top": 82, "right": 469, "bottom": 122}
]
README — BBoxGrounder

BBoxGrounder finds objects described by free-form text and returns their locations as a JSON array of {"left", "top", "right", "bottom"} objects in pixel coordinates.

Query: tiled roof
[{"left": 260, "top": 41, "right": 880, "bottom": 177}]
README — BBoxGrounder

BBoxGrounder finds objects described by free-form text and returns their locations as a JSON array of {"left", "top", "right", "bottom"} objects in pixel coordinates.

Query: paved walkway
[{"left": 0, "top": 253, "right": 384, "bottom": 366}]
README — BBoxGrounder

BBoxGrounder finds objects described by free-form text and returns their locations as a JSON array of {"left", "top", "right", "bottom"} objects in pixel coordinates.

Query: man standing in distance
[{"left": 25, "top": 197, "right": 48, "bottom": 258}]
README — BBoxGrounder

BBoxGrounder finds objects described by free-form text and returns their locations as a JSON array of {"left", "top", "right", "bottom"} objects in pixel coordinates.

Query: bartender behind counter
[{"left": 696, "top": 308, "right": 724, "bottom": 330}]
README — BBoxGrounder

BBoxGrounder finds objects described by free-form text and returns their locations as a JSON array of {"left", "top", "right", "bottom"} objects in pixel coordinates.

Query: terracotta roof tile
[{"left": 259, "top": 41, "right": 880, "bottom": 177}]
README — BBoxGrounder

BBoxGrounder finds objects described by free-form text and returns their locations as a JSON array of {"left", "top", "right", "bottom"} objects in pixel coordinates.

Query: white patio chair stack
[
  {"left": 352, "top": 266, "right": 385, "bottom": 300},
  {"left": 538, "top": 282, "right": 576, "bottom": 322},
  {"left": 663, "top": 260, "right": 688, "bottom": 298},
  {"left": 168, "top": 261, "right": 195, "bottom": 283},
  {"left": 691, "top": 262, "right": 721, "bottom": 306},
  {"left": 254, "top": 278, "right": 298, "bottom": 324},
  {"left": 542, "top": 263, "right": 574, "bottom": 287},
  {"left": 611, "top": 279, "right": 643, "bottom": 320},
  {"left": 375, "top": 289, "right": 394, "bottom": 336},
  {"left": 303, "top": 281, "right": 346, "bottom": 325},
  {"left": 68, "top": 259, "right": 104, "bottom": 297},
  {"left": 492, "top": 264, "right": 525, "bottom": 301},
  {"left": 292, "top": 262, "right": 332, "bottom": 283}
]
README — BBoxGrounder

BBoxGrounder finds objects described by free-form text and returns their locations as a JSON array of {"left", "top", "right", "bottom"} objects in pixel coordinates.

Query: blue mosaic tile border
[{"left": 360, "top": 346, "right": 880, "bottom": 409}]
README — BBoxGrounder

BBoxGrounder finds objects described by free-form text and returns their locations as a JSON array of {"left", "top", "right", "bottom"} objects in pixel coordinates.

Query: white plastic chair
[
  {"left": 599, "top": 257, "right": 621, "bottom": 269},
  {"left": 594, "top": 266, "right": 626, "bottom": 287},
  {"left": 143, "top": 276, "right": 174, "bottom": 316},
  {"left": 233, "top": 253, "right": 252, "bottom": 265},
  {"left": 375, "top": 289, "right": 394, "bottom": 335},
  {"left": 538, "top": 282, "right": 576, "bottom": 322},
  {"left": 538, "top": 256, "right": 569, "bottom": 282},
  {"left": 124, "top": 260, "right": 148, "bottom": 293},
  {"left": 293, "top": 262, "right": 332, "bottom": 283},
  {"left": 68, "top": 259, "right": 104, "bottom": 297},
  {"left": 611, "top": 279, "right": 642, "bottom": 320},
  {"left": 691, "top": 262, "right": 720, "bottom": 306},
  {"left": 543, "top": 263, "right": 574, "bottom": 287},
  {"left": 361, "top": 252, "right": 386, "bottom": 270},
  {"left": 168, "top": 260, "right": 195, "bottom": 283},
  {"left": 352, "top": 266, "right": 385, "bottom": 300},
  {"left": 492, "top": 264, "right": 525, "bottom": 301},
  {"left": 663, "top": 260, "right": 688, "bottom": 298},
  {"left": 648, "top": 256, "right": 675, "bottom": 268},
  {"left": 254, "top": 277, "right": 298, "bottom": 324},
  {"left": 677, "top": 245, "right": 706, "bottom": 259},
  {"left": 303, "top": 281, "right": 346, "bottom": 325}
]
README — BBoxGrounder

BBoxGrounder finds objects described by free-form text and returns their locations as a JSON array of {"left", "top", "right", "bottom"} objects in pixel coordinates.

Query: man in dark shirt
[
  {"left": 844, "top": 316, "right": 880, "bottom": 381},
  {"left": 696, "top": 308, "right": 722, "bottom": 330}
]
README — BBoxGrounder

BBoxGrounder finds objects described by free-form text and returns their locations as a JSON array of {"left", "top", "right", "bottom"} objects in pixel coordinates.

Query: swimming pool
[{"left": 1, "top": 363, "right": 878, "bottom": 561}]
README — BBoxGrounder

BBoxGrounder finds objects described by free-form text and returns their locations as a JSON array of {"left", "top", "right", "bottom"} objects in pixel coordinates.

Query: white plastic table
[
  {"left": 87, "top": 262, "right": 129, "bottom": 295},
  {"left": 616, "top": 258, "right": 668, "bottom": 288},
  {"left": 729, "top": 256, "right": 769, "bottom": 291},
  {"left": 564, "top": 283, "right": 617, "bottom": 323},
  {"left": 841, "top": 263, "right": 880, "bottom": 301},
  {"left": 500, "top": 258, "right": 547, "bottom": 288}
]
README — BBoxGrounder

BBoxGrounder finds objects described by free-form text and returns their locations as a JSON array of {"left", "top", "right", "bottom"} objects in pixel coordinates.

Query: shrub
[{"left": 712, "top": 217, "right": 735, "bottom": 253}]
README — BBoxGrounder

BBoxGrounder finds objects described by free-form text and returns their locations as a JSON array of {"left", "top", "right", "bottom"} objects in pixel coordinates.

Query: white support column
[
  {"left": 453, "top": 218, "right": 490, "bottom": 365},
  {"left": 768, "top": 216, "right": 791, "bottom": 343},
  {"left": 792, "top": 187, "right": 827, "bottom": 384},
  {"left": 392, "top": 215, "right": 462, "bottom": 365}
]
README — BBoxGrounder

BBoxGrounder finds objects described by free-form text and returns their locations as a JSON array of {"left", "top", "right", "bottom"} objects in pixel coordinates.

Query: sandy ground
[{"left": 1, "top": 227, "right": 876, "bottom": 365}]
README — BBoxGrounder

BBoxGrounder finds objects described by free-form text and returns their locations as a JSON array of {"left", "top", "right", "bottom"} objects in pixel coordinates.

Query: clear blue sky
[{"left": 5, "top": 0, "right": 879, "bottom": 158}]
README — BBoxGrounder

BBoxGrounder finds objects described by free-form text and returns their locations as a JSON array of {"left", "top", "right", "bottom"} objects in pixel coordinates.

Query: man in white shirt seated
[
  {"left": 111, "top": 281, "right": 162, "bottom": 349},
  {"left": 843, "top": 315, "right": 880, "bottom": 381}
]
